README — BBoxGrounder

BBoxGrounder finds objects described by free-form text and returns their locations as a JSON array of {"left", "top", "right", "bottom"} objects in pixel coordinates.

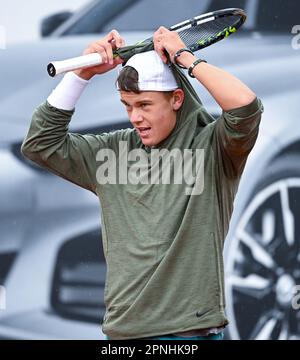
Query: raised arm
[
  {"left": 153, "top": 26, "right": 256, "bottom": 111},
  {"left": 21, "top": 30, "right": 125, "bottom": 194},
  {"left": 153, "top": 26, "right": 264, "bottom": 178}
]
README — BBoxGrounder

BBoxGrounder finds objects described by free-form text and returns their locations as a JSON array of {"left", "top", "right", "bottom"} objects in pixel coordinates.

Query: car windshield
[{"left": 53, "top": 0, "right": 299, "bottom": 36}]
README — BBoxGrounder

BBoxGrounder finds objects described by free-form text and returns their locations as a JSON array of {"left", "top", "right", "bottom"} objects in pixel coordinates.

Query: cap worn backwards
[{"left": 121, "top": 50, "right": 178, "bottom": 91}]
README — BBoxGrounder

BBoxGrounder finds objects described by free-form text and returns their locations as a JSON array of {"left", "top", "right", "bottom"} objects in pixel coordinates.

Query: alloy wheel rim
[{"left": 226, "top": 178, "right": 300, "bottom": 340}]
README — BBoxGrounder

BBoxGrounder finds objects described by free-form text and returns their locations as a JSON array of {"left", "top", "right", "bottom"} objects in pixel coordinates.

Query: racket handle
[{"left": 47, "top": 53, "right": 103, "bottom": 77}]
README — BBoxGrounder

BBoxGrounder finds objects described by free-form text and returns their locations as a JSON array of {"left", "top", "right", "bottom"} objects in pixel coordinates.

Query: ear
[{"left": 171, "top": 88, "right": 184, "bottom": 111}]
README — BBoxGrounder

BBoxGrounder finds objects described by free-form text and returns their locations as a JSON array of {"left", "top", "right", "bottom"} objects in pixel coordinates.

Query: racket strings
[
  {"left": 118, "top": 12, "right": 244, "bottom": 64},
  {"left": 178, "top": 15, "right": 241, "bottom": 47}
]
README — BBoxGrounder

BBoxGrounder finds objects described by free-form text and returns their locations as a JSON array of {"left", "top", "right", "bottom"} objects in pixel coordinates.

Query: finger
[
  {"left": 110, "top": 38, "right": 125, "bottom": 51},
  {"left": 94, "top": 40, "right": 113, "bottom": 64},
  {"left": 153, "top": 30, "right": 163, "bottom": 42},
  {"left": 110, "top": 37, "right": 125, "bottom": 49},
  {"left": 153, "top": 34, "right": 163, "bottom": 48},
  {"left": 154, "top": 35, "right": 161, "bottom": 44},
  {"left": 109, "top": 29, "right": 125, "bottom": 48},
  {"left": 101, "top": 42, "right": 114, "bottom": 65},
  {"left": 106, "top": 29, "right": 124, "bottom": 49},
  {"left": 153, "top": 39, "right": 161, "bottom": 54},
  {"left": 154, "top": 44, "right": 168, "bottom": 64},
  {"left": 154, "top": 35, "right": 168, "bottom": 60},
  {"left": 86, "top": 43, "right": 108, "bottom": 64},
  {"left": 153, "top": 29, "right": 160, "bottom": 39},
  {"left": 106, "top": 29, "right": 121, "bottom": 40},
  {"left": 158, "top": 26, "right": 168, "bottom": 33}
]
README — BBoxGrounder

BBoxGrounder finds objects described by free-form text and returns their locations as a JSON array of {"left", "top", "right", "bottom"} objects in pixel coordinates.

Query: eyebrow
[{"left": 120, "top": 99, "right": 153, "bottom": 106}]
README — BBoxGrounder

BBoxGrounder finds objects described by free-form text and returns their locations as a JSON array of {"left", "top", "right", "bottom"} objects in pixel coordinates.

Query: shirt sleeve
[
  {"left": 21, "top": 101, "right": 112, "bottom": 195},
  {"left": 213, "top": 96, "right": 264, "bottom": 179}
]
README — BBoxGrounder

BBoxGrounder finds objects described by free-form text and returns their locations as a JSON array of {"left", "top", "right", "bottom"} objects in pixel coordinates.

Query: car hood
[{"left": 0, "top": 32, "right": 298, "bottom": 144}]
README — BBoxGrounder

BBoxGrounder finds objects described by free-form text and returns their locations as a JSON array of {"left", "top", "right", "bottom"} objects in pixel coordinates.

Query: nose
[{"left": 130, "top": 108, "right": 143, "bottom": 124}]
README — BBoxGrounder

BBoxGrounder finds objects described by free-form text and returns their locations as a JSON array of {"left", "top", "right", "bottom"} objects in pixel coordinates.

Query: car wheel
[{"left": 226, "top": 155, "right": 300, "bottom": 340}]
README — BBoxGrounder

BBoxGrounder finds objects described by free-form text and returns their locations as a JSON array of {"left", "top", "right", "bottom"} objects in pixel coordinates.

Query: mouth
[{"left": 136, "top": 126, "right": 152, "bottom": 138}]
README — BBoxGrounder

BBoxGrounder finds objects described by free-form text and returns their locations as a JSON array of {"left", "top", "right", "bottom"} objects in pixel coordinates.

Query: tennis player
[{"left": 21, "top": 28, "right": 264, "bottom": 340}]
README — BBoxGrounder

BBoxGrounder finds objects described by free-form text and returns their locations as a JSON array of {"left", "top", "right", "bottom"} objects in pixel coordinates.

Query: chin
[{"left": 141, "top": 138, "right": 156, "bottom": 147}]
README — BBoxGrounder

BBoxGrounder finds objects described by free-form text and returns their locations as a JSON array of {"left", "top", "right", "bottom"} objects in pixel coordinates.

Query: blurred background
[
  {"left": 0, "top": 0, "right": 87, "bottom": 44},
  {"left": 0, "top": 0, "right": 299, "bottom": 340}
]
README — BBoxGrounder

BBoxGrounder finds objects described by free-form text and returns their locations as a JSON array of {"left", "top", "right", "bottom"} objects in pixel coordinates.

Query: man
[{"left": 21, "top": 28, "right": 264, "bottom": 340}]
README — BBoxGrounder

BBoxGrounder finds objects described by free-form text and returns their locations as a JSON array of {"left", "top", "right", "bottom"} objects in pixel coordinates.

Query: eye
[{"left": 140, "top": 103, "right": 149, "bottom": 109}]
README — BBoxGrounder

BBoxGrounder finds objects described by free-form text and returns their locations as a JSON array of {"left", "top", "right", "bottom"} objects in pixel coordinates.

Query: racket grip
[{"left": 47, "top": 53, "right": 103, "bottom": 77}]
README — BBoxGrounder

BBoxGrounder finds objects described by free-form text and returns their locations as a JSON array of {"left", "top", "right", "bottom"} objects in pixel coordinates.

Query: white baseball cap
[{"left": 120, "top": 50, "right": 178, "bottom": 91}]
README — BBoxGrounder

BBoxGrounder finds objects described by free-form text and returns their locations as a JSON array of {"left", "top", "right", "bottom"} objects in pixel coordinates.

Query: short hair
[
  {"left": 116, "top": 66, "right": 176, "bottom": 99},
  {"left": 116, "top": 66, "right": 140, "bottom": 93}
]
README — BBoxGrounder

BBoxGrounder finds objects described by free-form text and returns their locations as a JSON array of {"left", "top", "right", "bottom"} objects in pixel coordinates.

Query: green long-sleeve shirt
[{"left": 21, "top": 66, "right": 263, "bottom": 339}]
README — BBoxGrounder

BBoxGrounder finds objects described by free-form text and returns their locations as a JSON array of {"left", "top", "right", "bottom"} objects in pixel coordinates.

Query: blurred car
[{"left": 0, "top": 0, "right": 299, "bottom": 340}]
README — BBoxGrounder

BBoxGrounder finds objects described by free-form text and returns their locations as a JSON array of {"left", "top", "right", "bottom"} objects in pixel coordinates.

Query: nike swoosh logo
[{"left": 196, "top": 309, "right": 211, "bottom": 318}]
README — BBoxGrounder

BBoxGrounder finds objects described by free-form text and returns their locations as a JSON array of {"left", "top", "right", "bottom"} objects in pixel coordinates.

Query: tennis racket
[{"left": 47, "top": 8, "right": 246, "bottom": 77}]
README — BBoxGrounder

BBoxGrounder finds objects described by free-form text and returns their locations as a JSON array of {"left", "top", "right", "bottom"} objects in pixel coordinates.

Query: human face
[{"left": 120, "top": 90, "right": 177, "bottom": 147}]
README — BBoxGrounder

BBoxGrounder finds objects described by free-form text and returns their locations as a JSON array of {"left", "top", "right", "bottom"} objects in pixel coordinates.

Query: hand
[
  {"left": 153, "top": 26, "right": 193, "bottom": 65},
  {"left": 74, "top": 29, "right": 125, "bottom": 80}
]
